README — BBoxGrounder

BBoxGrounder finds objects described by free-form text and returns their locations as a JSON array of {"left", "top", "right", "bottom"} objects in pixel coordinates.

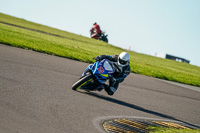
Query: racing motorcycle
[
  {"left": 72, "top": 59, "right": 120, "bottom": 92},
  {"left": 90, "top": 29, "right": 108, "bottom": 43}
]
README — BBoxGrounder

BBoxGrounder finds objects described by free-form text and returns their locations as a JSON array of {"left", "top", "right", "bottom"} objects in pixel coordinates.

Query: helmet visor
[{"left": 119, "top": 58, "right": 128, "bottom": 65}]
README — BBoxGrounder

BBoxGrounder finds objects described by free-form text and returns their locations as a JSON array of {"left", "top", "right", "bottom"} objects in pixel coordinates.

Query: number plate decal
[{"left": 97, "top": 67, "right": 104, "bottom": 74}]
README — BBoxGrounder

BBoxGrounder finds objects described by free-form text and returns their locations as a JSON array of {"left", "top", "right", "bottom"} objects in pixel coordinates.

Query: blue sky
[{"left": 0, "top": 0, "right": 200, "bottom": 66}]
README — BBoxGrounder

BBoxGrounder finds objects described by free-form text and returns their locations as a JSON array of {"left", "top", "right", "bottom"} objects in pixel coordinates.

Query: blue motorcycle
[{"left": 72, "top": 59, "right": 119, "bottom": 91}]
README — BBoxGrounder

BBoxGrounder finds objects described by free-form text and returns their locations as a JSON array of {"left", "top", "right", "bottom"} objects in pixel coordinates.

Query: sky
[{"left": 0, "top": 0, "right": 200, "bottom": 67}]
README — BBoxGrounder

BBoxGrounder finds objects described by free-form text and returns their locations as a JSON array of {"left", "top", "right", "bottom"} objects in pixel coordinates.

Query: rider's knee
[
  {"left": 106, "top": 86, "right": 116, "bottom": 95},
  {"left": 107, "top": 91, "right": 114, "bottom": 95}
]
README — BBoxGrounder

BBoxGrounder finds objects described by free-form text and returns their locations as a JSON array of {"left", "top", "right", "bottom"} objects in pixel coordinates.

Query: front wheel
[{"left": 72, "top": 74, "right": 93, "bottom": 91}]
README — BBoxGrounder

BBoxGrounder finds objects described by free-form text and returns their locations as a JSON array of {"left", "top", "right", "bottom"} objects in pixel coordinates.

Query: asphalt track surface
[{"left": 0, "top": 44, "right": 200, "bottom": 133}]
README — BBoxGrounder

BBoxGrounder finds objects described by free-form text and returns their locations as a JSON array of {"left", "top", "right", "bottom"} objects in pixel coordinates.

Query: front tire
[{"left": 72, "top": 74, "right": 93, "bottom": 91}]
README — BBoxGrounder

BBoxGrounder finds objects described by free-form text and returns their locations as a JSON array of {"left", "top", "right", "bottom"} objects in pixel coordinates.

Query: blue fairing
[{"left": 82, "top": 59, "right": 115, "bottom": 84}]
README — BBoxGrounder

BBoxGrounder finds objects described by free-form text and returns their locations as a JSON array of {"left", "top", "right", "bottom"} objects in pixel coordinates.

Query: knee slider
[{"left": 108, "top": 87, "right": 116, "bottom": 95}]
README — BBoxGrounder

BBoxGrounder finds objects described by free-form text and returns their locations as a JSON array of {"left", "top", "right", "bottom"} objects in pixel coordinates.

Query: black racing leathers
[{"left": 94, "top": 55, "right": 131, "bottom": 95}]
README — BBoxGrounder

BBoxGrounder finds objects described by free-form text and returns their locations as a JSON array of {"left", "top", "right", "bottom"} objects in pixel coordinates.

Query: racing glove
[{"left": 93, "top": 56, "right": 100, "bottom": 61}]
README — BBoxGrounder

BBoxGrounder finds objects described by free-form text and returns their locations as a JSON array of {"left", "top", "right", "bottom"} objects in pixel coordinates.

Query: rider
[
  {"left": 94, "top": 52, "right": 131, "bottom": 95},
  {"left": 90, "top": 22, "right": 102, "bottom": 39}
]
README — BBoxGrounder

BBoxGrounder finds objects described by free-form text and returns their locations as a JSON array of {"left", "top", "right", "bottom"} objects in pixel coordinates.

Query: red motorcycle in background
[{"left": 90, "top": 28, "right": 108, "bottom": 43}]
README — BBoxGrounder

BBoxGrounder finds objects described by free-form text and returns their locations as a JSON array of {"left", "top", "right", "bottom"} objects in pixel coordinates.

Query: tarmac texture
[{"left": 0, "top": 44, "right": 200, "bottom": 133}]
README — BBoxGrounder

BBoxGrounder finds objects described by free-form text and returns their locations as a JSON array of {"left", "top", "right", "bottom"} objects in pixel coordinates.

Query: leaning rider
[{"left": 94, "top": 52, "right": 131, "bottom": 95}]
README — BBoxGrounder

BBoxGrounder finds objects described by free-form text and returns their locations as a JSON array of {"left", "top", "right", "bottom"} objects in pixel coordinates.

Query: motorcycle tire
[
  {"left": 101, "top": 36, "right": 108, "bottom": 43},
  {"left": 72, "top": 74, "right": 93, "bottom": 91},
  {"left": 104, "top": 38, "right": 108, "bottom": 43}
]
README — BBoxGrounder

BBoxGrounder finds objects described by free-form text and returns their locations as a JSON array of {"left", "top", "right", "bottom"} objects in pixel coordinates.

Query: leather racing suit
[{"left": 94, "top": 55, "right": 131, "bottom": 95}]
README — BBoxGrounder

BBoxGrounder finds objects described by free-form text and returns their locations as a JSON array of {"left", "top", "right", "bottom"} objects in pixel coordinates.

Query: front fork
[
  {"left": 81, "top": 63, "right": 107, "bottom": 91},
  {"left": 81, "top": 64, "right": 93, "bottom": 78}
]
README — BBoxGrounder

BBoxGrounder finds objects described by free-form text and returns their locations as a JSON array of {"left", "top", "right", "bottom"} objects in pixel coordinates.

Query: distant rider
[
  {"left": 90, "top": 22, "right": 102, "bottom": 39},
  {"left": 94, "top": 52, "right": 131, "bottom": 95}
]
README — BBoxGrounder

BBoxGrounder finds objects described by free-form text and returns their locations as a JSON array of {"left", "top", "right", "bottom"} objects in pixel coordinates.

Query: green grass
[
  {"left": 148, "top": 127, "right": 200, "bottom": 133},
  {"left": 1, "top": 13, "right": 200, "bottom": 87}
]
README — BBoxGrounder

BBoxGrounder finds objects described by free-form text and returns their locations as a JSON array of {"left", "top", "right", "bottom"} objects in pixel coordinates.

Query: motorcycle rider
[
  {"left": 90, "top": 22, "right": 102, "bottom": 39},
  {"left": 94, "top": 52, "right": 131, "bottom": 95}
]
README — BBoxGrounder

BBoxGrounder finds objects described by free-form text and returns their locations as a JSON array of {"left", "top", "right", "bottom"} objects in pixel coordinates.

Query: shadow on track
[{"left": 78, "top": 91, "right": 200, "bottom": 129}]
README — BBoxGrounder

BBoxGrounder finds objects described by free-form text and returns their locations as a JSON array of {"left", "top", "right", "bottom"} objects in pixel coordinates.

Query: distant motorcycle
[{"left": 90, "top": 28, "right": 108, "bottom": 43}]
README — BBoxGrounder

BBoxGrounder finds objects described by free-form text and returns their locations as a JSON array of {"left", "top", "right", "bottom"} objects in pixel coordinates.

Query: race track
[{"left": 0, "top": 44, "right": 200, "bottom": 133}]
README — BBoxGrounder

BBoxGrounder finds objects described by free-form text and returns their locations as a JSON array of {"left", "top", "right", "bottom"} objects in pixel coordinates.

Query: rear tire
[
  {"left": 72, "top": 74, "right": 93, "bottom": 91},
  {"left": 104, "top": 37, "right": 108, "bottom": 43}
]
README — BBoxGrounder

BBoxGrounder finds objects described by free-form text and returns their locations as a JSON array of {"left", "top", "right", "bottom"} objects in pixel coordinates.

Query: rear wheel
[
  {"left": 72, "top": 74, "right": 93, "bottom": 91},
  {"left": 103, "top": 37, "right": 108, "bottom": 43}
]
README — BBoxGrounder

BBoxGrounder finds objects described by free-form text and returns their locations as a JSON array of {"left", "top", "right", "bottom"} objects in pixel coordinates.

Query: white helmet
[{"left": 118, "top": 52, "right": 130, "bottom": 67}]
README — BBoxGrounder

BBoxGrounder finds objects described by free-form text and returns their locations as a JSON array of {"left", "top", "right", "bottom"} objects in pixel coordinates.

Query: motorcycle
[
  {"left": 72, "top": 59, "right": 120, "bottom": 92},
  {"left": 90, "top": 28, "right": 108, "bottom": 43}
]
